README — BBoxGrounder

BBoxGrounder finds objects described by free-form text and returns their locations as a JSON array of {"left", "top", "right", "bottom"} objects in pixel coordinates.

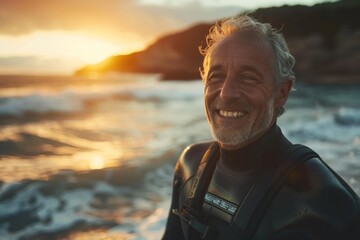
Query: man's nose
[{"left": 220, "top": 77, "right": 240, "bottom": 101}]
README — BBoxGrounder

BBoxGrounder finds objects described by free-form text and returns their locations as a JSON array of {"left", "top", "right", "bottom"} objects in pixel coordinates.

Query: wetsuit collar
[{"left": 219, "top": 124, "right": 284, "bottom": 173}]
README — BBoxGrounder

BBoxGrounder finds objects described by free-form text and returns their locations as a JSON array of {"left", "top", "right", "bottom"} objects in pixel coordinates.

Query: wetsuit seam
[
  {"left": 180, "top": 174, "right": 195, "bottom": 193},
  {"left": 267, "top": 210, "right": 274, "bottom": 234}
]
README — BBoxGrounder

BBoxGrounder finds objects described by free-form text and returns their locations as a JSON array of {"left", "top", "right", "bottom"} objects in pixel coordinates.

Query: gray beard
[
  {"left": 211, "top": 124, "right": 252, "bottom": 146},
  {"left": 210, "top": 101, "right": 274, "bottom": 146}
]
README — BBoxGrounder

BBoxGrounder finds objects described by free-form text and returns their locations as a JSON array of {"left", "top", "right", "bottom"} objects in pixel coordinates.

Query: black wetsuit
[{"left": 162, "top": 124, "right": 360, "bottom": 240}]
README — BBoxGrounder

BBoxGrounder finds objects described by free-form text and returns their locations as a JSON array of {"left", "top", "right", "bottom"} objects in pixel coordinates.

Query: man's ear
[{"left": 275, "top": 79, "right": 293, "bottom": 108}]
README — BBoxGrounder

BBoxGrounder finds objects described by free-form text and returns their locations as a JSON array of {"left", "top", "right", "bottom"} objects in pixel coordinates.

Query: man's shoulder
[
  {"left": 271, "top": 157, "right": 360, "bottom": 232},
  {"left": 289, "top": 158, "right": 359, "bottom": 207},
  {"left": 174, "top": 141, "right": 215, "bottom": 181}
]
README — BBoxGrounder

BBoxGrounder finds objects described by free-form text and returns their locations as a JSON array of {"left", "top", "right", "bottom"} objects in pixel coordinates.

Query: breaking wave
[
  {"left": 0, "top": 81, "right": 203, "bottom": 117},
  {"left": 334, "top": 107, "right": 360, "bottom": 126},
  {"left": 0, "top": 163, "right": 174, "bottom": 240}
]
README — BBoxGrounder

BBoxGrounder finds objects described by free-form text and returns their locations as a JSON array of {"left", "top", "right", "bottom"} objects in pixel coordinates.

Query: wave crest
[
  {"left": 334, "top": 107, "right": 360, "bottom": 126},
  {"left": 0, "top": 81, "right": 203, "bottom": 116}
]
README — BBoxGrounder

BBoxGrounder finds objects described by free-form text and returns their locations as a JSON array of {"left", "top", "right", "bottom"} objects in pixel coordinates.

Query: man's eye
[
  {"left": 241, "top": 75, "right": 259, "bottom": 83},
  {"left": 207, "top": 74, "right": 224, "bottom": 83}
]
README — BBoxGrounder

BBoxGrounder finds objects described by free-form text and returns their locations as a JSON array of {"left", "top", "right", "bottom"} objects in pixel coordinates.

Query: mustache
[{"left": 213, "top": 99, "right": 252, "bottom": 111}]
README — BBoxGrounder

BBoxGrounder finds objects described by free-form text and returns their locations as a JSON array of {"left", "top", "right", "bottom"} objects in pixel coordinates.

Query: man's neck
[
  {"left": 220, "top": 122, "right": 276, "bottom": 151},
  {"left": 218, "top": 123, "right": 281, "bottom": 172}
]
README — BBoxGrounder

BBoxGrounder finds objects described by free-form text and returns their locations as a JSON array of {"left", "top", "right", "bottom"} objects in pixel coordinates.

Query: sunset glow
[
  {"left": 0, "top": 31, "right": 144, "bottom": 69},
  {"left": 0, "top": 0, "right": 331, "bottom": 75},
  {"left": 2, "top": 32, "right": 107, "bottom": 63}
]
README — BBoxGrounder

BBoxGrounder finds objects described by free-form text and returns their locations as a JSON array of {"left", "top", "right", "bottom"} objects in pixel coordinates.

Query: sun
[
  {"left": 49, "top": 32, "right": 143, "bottom": 64},
  {"left": 89, "top": 155, "right": 105, "bottom": 170}
]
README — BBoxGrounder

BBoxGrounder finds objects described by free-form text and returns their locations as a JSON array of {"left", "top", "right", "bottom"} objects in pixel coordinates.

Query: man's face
[{"left": 204, "top": 32, "right": 286, "bottom": 150}]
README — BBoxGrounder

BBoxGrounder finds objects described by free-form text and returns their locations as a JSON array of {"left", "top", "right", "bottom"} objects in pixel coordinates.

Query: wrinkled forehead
[
  {"left": 205, "top": 31, "right": 278, "bottom": 83},
  {"left": 211, "top": 31, "right": 274, "bottom": 58}
]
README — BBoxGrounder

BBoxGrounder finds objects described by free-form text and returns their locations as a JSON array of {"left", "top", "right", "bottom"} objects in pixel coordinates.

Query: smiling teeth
[{"left": 220, "top": 110, "right": 245, "bottom": 118}]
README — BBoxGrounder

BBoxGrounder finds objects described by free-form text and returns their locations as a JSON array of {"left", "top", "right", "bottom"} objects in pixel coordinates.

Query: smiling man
[
  {"left": 204, "top": 31, "right": 284, "bottom": 150},
  {"left": 162, "top": 15, "right": 360, "bottom": 240}
]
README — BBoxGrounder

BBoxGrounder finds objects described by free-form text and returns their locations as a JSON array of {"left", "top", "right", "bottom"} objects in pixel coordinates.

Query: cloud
[{"left": 0, "top": 0, "right": 242, "bottom": 43}]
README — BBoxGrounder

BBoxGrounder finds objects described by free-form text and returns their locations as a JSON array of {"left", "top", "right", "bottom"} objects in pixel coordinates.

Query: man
[{"left": 162, "top": 15, "right": 360, "bottom": 240}]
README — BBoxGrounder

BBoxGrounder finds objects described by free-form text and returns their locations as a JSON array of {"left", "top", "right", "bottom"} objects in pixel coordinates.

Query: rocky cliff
[{"left": 75, "top": 0, "right": 360, "bottom": 83}]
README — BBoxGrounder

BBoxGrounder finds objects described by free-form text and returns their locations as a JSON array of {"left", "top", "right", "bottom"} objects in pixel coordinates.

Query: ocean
[{"left": 0, "top": 74, "right": 359, "bottom": 240}]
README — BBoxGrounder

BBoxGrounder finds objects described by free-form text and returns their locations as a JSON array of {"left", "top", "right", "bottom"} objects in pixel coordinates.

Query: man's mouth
[{"left": 219, "top": 110, "right": 245, "bottom": 118}]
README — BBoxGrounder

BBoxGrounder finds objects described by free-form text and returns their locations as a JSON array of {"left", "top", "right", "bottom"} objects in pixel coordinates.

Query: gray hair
[{"left": 199, "top": 14, "right": 296, "bottom": 115}]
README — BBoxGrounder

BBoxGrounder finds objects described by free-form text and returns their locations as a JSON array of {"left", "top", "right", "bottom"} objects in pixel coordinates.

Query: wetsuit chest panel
[
  {"left": 202, "top": 165, "right": 257, "bottom": 222},
  {"left": 199, "top": 124, "right": 287, "bottom": 224}
]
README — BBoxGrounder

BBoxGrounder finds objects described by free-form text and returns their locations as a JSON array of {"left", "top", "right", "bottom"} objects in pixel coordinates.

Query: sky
[{"left": 0, "top": 0, "right": 333, "bottom": 75}]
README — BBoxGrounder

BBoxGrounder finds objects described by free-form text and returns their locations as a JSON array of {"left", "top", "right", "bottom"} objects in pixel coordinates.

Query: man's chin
[{"left": 212, "top": 131, "right": 251, "bottom": 148}]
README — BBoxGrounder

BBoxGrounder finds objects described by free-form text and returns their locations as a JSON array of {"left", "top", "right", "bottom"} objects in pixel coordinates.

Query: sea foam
[{"left": 0, "top": 80, "right": 204, "bottom": 116}]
